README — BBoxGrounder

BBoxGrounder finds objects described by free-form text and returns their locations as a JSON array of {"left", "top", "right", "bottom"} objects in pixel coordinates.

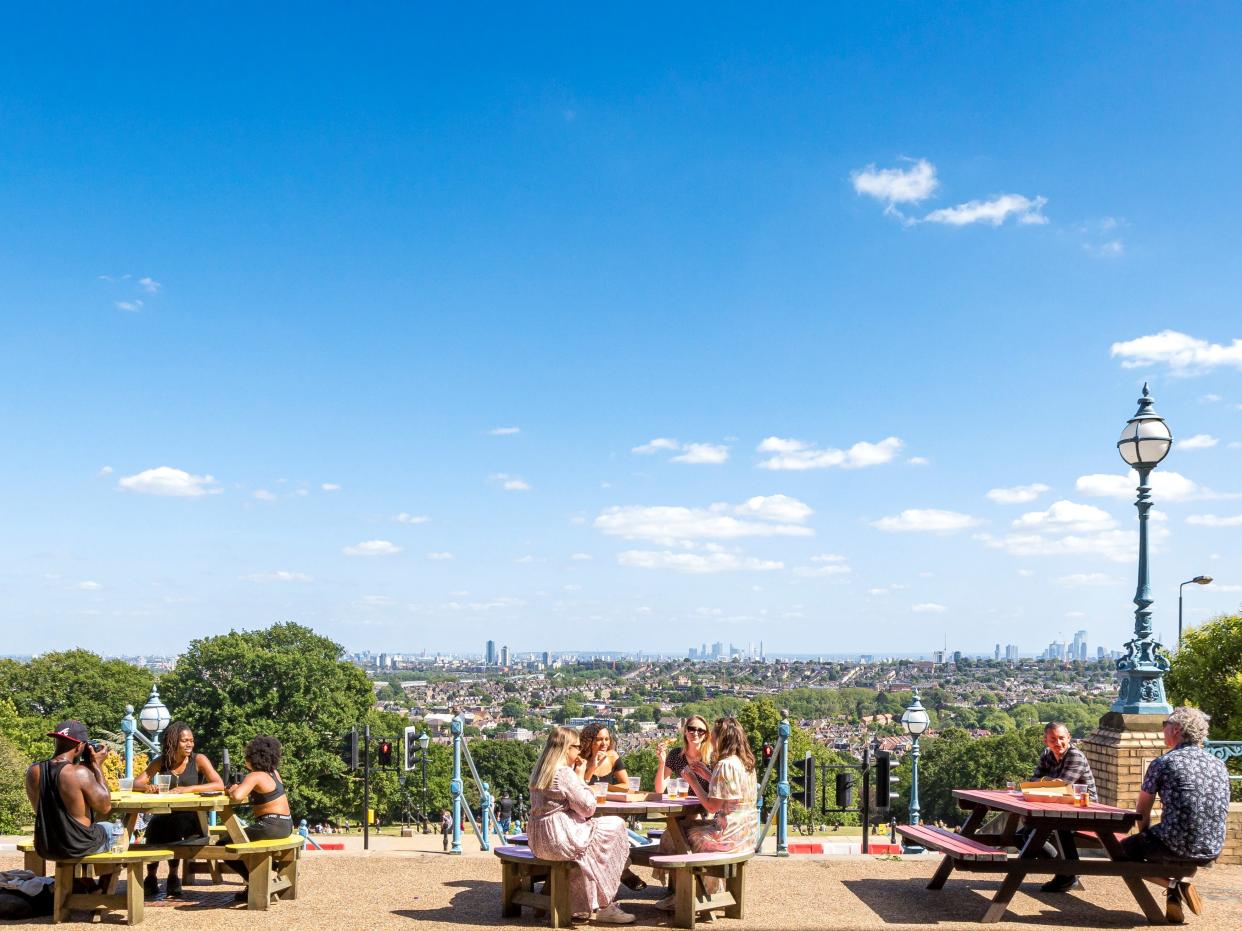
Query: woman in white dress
[{"left": 527, "top": 726, "right": 635, "bottom": 925}]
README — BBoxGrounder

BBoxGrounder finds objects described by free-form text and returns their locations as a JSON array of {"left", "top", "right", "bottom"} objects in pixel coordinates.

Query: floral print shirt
[{"left": 1142, "top": 743, "right": 1230, "bottom": 861}]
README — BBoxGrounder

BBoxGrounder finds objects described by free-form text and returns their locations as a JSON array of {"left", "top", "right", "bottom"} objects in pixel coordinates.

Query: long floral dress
[
  {"left": 684, "top": 756, "right": 759, "bottom": 893},
  {"left": 528, "top": 764, "right": 631, "bottom": 914}
]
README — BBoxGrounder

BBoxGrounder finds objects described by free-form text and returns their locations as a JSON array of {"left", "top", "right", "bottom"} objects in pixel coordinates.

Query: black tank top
[
  {"left": 251, "top": 773, "right": 286, "bottom": 804},
  {"left": 33, "top": 759, "right": 102, "bottom": 860},
  {"left": 164, "top": 754, "right": 201, "bottom": 789}
]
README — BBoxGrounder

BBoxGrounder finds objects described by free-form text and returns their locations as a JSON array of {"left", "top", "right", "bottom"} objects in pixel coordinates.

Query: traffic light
[
  {"left": 341, "top": 727, "right": 359, "bottom": 771},
  {"left": 790, "top": 752, "right": 815, "bottom": 808},
  {"left": 875, "top": 750, "right": 899, "bottom": 807},
  {"left": 762, "top": 742, "right": 774, "bottom": 763},
  {"left": 835, "top": 771, "right": 854, "bottom": 808},
  {"left": 378, "top": 740, "right": 393, "bottom": 767}
]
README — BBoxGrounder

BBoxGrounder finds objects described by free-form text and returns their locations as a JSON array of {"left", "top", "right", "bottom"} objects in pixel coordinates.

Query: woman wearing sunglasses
[
  {"left": 527, "top": 726, "right": 636, "bottom": 925},
  {"left": 652, "top": 715, "right": 714, "bottom": 886}
]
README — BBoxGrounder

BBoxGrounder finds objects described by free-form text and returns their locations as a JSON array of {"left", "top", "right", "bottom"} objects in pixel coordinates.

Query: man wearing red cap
[{"left": 25, "top": 721, "right": 114, "bottom": 862}]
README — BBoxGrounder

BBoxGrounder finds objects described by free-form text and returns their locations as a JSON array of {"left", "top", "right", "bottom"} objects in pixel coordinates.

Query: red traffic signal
[
  {"left": 762, "top": 742, "right": 774, "bottom": 761},
  {"left": 378, "top": 740, "right": 393, "bottom": 767}
]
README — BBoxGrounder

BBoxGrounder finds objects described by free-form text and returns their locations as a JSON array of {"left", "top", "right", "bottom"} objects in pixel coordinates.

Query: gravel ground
[{"left": 2, "top": 851, "right": 1239, "bottom": 929}]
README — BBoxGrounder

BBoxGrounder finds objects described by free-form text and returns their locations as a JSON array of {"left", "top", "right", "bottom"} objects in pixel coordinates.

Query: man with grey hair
[{"left": 1122, "top": 705, "right": 1230, "bottom": 923}]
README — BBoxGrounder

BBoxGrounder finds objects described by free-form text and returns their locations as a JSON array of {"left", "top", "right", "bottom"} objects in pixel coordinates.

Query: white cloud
[
  {"left": 489, "top": 426, "right": 521, "bottom": 436},
  {"left": 252, "top": 489, "right": 277, "bottom": 501},
  {"left": 394, "top": 512, "right": 430, "bottom": 524},
  {"left": 570, "top": 552, "right": 593, "bottom": 561},
  {"left": 1179, "top": 434, "right": 1218, "bottom": 450},
  {"left": 632, "top": 438, "right": 680, "bottom": 454},
  {"left": 595, "top": 497, "right": 814, "bottom": 546},
  {"left": 137, "top": 276, "right": 161, "bottom": 293},
  {"left": 490, "top": 473, "right": 531, "bottom": 492},
  {"left": 75, "top": 580, "right": 103, "bottom": 591},
  {"left": 1110, "top": 330, "right": 1242, "bottom": 375},
  {"left": 924, "top": 194, "right": 1048, "bottom": 226},
  {"left": 242, "top": 570, "right": 313, "bottom": 583},
  {"left": 757, "top": 436, "right": 903, "bottom": 471},
  {"left": 912, "top": 602, "right": 947, "bottom": 614},
  {"left": 118, "top": 466, "right": 220, "bottom": 497},
  {"left": 1186, "top": 513, "right": 1242, "bottom": 527},
  {"left": 1200, "top": 394, "right": 1223, "bottom": 403},
  {"left": 321, "top": 482, "right": 341, "bottom": 492},
  {"left": 871, "top": 509, "right": 983, "bottom": 533},
  {"left": 851, "top": 159, "right": 939, "bottom": 208},
  {"left": 1057, "top": 572, "right": 1119, "bottom": 587},
  {"left": 987, "top": 483, "right": 1050, "bottom": 504},
  {"left": 978, "top": 526, "right": 1166, "bottom": 564},
  {"left": 426, "top": 551, "right": 455, "bottom": 560},
  {"left": 907, "top": 456, "right": 931, "bottom": 466},
  {"left": 1076, "top": 470, "right": 1235, "bottom": 502},
  {"left": 98, "top": 466, "right": 114, "bottom": 476},
  {"left": 867, "top": 588, "right": 890, "bottom": 596},
  {"left": 1012, "top": 500, "right": 1116, "bottom": 534},
  {"left": 671, "top": 443, "right": 730, "bottom": 465},
  {"left": 794, "top": 554, "right": 852, "bottom": 578},
  {"left": 618, "top": 550, "right": 783, "bottom": 574},
  {"left": 114, "top": 300, "right": 143, "bottom": 312},
  {"left": 734, "top": 494, "right": 814, "bottom": 523},
  {"left": 1084, "top": 239, "right": 1124, "bottom": 258},
  {"left": 343, "top": 540, "right": 402, "bottom": 557}
]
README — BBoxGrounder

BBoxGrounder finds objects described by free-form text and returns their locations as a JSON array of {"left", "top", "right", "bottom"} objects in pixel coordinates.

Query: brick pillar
[
  {"left": 1221, "top": 804, "right": 1242, "bottom": 866},
  {"left": 1079, "top": 712, "right": 1166, "bottom": 809}
]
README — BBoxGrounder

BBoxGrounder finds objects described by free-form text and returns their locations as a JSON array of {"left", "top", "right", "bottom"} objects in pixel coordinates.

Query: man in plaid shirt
[{"left": 1027, "top": 722, "right": 1098, "bottom": 892}]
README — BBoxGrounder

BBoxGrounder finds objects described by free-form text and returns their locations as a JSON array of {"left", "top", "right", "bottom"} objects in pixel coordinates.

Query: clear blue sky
[{"left": 3, "top": 4, "right": 1241, "bottom": 657}]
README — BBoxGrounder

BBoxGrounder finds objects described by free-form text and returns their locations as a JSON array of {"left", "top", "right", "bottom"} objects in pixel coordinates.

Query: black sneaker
[
  {"left": 1040, "top": 875, "right": 1077, "bottom": 893},
  {"left": 142, "top": 873, "right": 160, "bottom": 898},
  {"left": 164, "top": 875, "right": 182, "bottom": 898},
  {"left": 1166, "top": 887, "right": 1185, "bottom": 925}
]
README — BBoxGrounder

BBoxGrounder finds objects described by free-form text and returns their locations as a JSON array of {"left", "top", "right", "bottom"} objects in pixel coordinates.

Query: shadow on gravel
[
  {"left": 842, "top": 878, "right": 1150, "bottom": 928},
  {"left": 392, "top": 879, "right": 675, "bottom": 928}
]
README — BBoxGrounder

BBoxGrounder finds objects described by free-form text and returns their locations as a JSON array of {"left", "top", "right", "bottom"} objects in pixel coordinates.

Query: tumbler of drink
[
  {"left": 155, "top": 774, "right": 172, "bottom": 794},
  {"left": 594, "top": 782, "right": 609, "bottom": 801},
  {"left": 118, "top": 777, "right": 134, "bottom": 792},
  {"left": 1073, "top": 783, "right": 1089, "bottom": 806},
  {"left": 628, "top": 776, "right": 641, "bottom": 794}
]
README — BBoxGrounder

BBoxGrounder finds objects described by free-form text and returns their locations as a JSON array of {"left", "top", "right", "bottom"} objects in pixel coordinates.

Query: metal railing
[
  {"left": 754, "top": 709, "right": 791, "bottom": 855},
  {"left": 1205, "top": 740, "right": 1242, "bottom": 781},
  {"left": 448, "top": 712, "right": 507, "bottom": 854}
]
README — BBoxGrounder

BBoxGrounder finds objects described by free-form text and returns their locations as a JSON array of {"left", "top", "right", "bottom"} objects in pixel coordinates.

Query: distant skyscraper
[
  {"left": 542, "top": 651, "right": 551, "bottom": 666},
  {"left": 688, "top": 646, "right": 698, "bottom": 660},
  {"left": 1096, "top": 645, "right": 1106, "bottom": 661},
  {"left": 713, "top": 641, "right": 724, "bottom": 658},
  {"left": 485, "top": 640, "right": 496, "bottom": 665},
  {"left": 500, "top": 645, "right": 509, "bottom": 666},
  {"left": 759, "top": 640, "right": 764, "bottom": 660},
  {"left": 952, "top": 650, "right": 962, "bottom": 665},
  {"left": 994, "top": 644, "right": 1001, "bottom": 661}
]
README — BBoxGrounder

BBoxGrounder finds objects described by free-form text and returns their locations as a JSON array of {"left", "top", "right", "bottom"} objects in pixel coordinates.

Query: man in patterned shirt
[
  {"left": 1121, "top": 706, "right": 1229, "bottom": 924},
  {"left": 1026, "top": 721, "right": 1097, "bottom": 892}
]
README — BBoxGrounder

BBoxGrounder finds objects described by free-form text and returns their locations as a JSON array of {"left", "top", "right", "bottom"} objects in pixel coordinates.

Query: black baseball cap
[{"left": 47, "top": 721, "right": 90, "bottom": 743}]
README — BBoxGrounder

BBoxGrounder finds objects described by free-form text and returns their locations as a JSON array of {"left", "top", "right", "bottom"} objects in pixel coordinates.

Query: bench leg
[
  {"left": 927, "top": 856, "right": 956, "bottom": 891},
  {"left": 724, "top": 862, "right": 745, "bottom": 919},
  {"left": 53, "top": 863, "right": 74, "bottom": 924},
  {"left": 24, "top": 851, "right": 47, "bottom": 875},
  {"left": 278, "top": 851, "right": 299, "bottom": 901},
  {"left": 673, "top": 870, "right": 696, "bottom": 930},
  {"left": 500, "top": 862, "right": 521, "bottom": 918},
  {"left": 247, "top": 854, "right": 273, "bottom": 910},
  {"left": 548, "top": 864, "right": 572, "bottom": 929},
  {"left": 126, "top": 863, "right": 145, "bottom": 926}
]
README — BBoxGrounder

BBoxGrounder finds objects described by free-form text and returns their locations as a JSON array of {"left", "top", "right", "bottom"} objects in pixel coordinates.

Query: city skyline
[{"left": 3, "top": 7, "right": 1242, "bottom": 656}]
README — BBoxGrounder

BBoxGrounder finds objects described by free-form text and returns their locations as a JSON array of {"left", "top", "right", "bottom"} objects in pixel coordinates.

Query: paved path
[{"left": 2, "top": 850, "right": 1238, "bottom": 929}]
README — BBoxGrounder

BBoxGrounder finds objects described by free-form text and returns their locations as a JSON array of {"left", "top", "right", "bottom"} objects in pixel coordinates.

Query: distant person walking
[
  {"left": 497, "top": 794, "right": 514, "bottom": 836},
  {"left": 440, "top": 810, "right": 452, "bottom": 851}
]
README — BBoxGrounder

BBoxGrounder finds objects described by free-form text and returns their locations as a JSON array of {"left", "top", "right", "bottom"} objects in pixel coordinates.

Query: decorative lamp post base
[{"left": 1110, "top": 641, "right": 1172, "bottom": 716}]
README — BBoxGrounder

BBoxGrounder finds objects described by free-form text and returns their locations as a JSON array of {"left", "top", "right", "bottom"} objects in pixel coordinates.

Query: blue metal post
[
  {"left": 776, "top": 710, "right": 790, "bottom": 856},
  {"left": 480, "top": 780, "right": 492, "bottom": 852},
  {"left": 121, "top": 705, "right": 136, "bottom": 780},
  {"left": 449, "top": 714, "right": 464, "bottom": 855},
  {"left": 903, "top": 734, "right": 925, "bottom": 854}
]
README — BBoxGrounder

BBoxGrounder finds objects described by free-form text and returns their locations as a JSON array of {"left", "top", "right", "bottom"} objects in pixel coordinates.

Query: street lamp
[
  {"left": 900, "top": 690, "right": 930, "bottom": 854},
  {"left": 1113, "top": 383, "right": 1174, "bottom": 715},
  {"left": 418, "top": 730, "right": 431, "bottom": 829},
  {"left": 137, "top": 685, "right": 171, "bottom": 741},
  {"left": 1178, "top": 576, "right": 1213, "bottom": 650}
]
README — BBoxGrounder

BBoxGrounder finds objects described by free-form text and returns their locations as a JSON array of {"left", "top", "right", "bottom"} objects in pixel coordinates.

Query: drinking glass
[
  {"left": 155, "top": 774, "right": 172, "bottom": 794},
  {"left": 1005, "top": 780, "right": 1018, "bottom": 792},
  {"left": 1073, "top": 783, "right": 1089, "bottom": 806},
  {"left": 594, "top": 782, "right": 609, "bottom": 801},
  {"left": 674, "top": 778, "right": 686, "bottom": 799},
  {"left": 628, "top": 776, "right": 641, "bottom": 794},
  {"left": 118, "top": 778, "right": 134, "bottom": 792}
]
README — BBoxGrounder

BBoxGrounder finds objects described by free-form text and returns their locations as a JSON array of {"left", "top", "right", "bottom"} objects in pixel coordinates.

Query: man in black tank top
[{"left": 24, "top": 721, "right": 113, "bottom": 863}]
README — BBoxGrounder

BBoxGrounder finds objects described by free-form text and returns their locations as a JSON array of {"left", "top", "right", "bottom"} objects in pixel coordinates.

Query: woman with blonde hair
[
  {"left": 651, "top": 715, "right": 713, "bottom": 886},
  {"left": 527, "top": 726, "right": 635, "bottom": 925},
  {"left": 657, "top": 716, "right": 758, "bottom": 911}
]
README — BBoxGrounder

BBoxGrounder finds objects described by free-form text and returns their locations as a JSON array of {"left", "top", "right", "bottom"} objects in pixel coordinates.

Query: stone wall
[
  {"left": 1222, "top": 803, "right": 1242, "bottom": 866},
  {"left": 1079, "top": 712, "right": 1166, "bottom": 809}
]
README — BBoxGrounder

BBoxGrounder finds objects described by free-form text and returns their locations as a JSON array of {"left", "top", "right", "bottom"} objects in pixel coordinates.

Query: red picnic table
[{"left": 898, "top": 788, "right": 1203, "bottom": 925}]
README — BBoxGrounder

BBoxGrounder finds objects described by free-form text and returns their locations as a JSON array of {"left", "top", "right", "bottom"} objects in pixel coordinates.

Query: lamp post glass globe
[
  {"left": 418, "top": 731, "right": 430, "bottom": 752},
  {"left": 901, "top": 694, "right": 930, "bottom": 736},
  {"left": 1116, "top": 384, "right": 1171, "bottom": 468},
  {"left": 137, "top": 687, "right": 170, "bottom": 735}
]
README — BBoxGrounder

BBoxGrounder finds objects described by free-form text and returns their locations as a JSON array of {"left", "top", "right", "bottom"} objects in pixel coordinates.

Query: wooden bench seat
[
  {"left": 494, "top": 844, "right": 578, "bottom": 928},
  {"left": 648, "top": 850, "right": 753, "bottom": 930},
  {"left": 222, "top": 836, "right": 304, "bottom": 910},
  {"left": 897, "top": 824, "right": 1007, "bottom": 861},
  {"left": 504, "top": 832, "right": 529, "bottom": 844},
  {"left": 16, "top": 840, "right": 44, "bottom": 875},
  {"left": 52, "top": 848, "right": 176, "bottom": 926}
]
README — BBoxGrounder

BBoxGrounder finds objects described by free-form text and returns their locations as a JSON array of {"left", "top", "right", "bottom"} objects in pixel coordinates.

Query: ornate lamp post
[
  {"left": 1178, "top": 576, "right": 1213, "bottom": 650},
  {"left": 900, "top": 691, "right": 930, "bottom": 853},
  {"left": 1112, "top": 384, "right": 1174, "bottom": 715},
  {"left": 418, "top": 730, "right": 431, "bottom": 829},
  {"left": 121, "top": 684, "right": 171, "bottom": 779}
]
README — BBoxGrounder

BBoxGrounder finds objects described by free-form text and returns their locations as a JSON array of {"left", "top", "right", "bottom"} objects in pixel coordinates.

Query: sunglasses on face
[
  {"left": 568, "top": 743, "right": 581, "bottom": 749},
  {"left": 685, "top": 726, "right": 707, "bottom": 735}
]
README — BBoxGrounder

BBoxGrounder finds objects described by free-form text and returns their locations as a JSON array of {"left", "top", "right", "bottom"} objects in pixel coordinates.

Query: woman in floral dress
[
  {"left": 527, "top": 726, "right": 635, "bottom": 925},
  {"left": 658, "top": 716, "right": 758, "bottom": 909}
]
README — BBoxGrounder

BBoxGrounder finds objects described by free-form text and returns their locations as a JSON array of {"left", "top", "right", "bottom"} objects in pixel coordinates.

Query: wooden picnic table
[
  {"left": 913, "top": 788, "right": 1187, "bottom": 925},
  {"left": 593, "top": 797, "right": 703, "bottom": 854},
  {"left": 109, "top": 789, "right": 247, "bottom": 846}
]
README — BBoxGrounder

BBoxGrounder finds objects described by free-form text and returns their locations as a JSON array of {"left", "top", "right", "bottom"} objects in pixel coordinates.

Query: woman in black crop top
[
  {"left": 133, "top": 721, "right": 224, "bottom": 898},
  {"left": 222, "top": 735, "right": 292, "bottom": 886}
]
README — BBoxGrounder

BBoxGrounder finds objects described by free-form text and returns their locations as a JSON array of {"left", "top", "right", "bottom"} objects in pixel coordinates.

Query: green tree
[
  {"left": 468, "top": 739, "right": 541, "bottom": 802},
  {"left": 0, "top": 650, "right": 154, "bottom": 738},
  {"left": 911, "top": 726, "right": 1043, "bottom": 825},
  {"left": 0, "top": 732, "right": 30, "bottom": 833},
  {"left": 159, "top": 622, "right": 374, "bottom": 820},
  {"left": 1168, "top": 613, "right": 1242, "bottom": 738}
]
